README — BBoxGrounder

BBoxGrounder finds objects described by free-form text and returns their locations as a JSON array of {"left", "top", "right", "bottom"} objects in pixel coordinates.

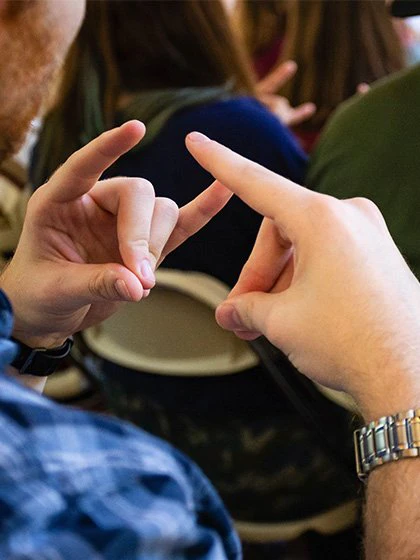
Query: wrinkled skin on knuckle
[
  {"left": 125, "top": 177, "right": 155, "bottom": 198},
  {"left": 88, "top": 269, "right": 115, "bottom": 301},
  {"left": 123, "top": 237, "right": 149, "bottom": 252}
]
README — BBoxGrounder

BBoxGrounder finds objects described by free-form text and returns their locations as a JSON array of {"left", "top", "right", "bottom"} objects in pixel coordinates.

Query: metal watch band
[
  {"left": 10, "top": 337, "right": 73, "bottom": 376},
  {"left": 354, "top": 409, "right": 420, "bottom": 481}
]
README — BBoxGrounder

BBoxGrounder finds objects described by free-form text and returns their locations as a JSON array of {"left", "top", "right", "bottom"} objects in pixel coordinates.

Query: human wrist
[
  {"left": 0, "top": 265, "right": 68, "bottom": 350},
  {"left": 352, "top": 369, "right": 420, "bottom": 422},
  {"left": 11, "top": 332, "right": 68, "bottom": 350},
  {"left": 342, "top": 329, "right": 420, "bottom": 421}
]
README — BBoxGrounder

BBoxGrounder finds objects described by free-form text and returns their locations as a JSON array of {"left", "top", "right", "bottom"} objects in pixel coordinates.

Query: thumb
[
  {"left": 216, "top": 292, "right": 283, "bottom": 341},
  {"left": 56, "top": 263, "right": 145, "bottom": 307}
]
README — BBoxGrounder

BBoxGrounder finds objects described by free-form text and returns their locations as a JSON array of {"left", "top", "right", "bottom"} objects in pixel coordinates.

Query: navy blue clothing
[
  {"left": 0, "top": 291, "right": 240, "bottom": 559},
  {"left": 108, "top": 97, "right": 307, "bottom": 286}
]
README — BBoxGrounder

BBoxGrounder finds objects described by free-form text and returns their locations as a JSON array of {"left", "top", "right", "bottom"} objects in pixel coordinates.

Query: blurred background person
[
  {"left": 234, "top": 0, "right": 317, "bottom": 130},
  {"left": 237, "top": 0, "right": 405, "bottom": 152},
  {"left": 308, "top": 72, "right": 420, "bottom": 281},
  {"left": 31, "top": 1, "right": 358, "bottom": 558},
  {"left": 236, "top": 0, "right": 288, "bottom": 80}
]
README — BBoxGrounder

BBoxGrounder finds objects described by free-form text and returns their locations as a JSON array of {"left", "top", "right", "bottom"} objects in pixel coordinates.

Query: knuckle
[
  {"left": 88, "top": 272, "right": 103, "bottom": 299},
  {"left": 122, "top": 238, "right": 149, "bottom": 253},
  {"left": 65, "top": 150, "right": 79, "bottom": 167},
  {"left": 347, "top": 196, "right": 381, "bottom": 215},
  {"left": 146, "top": 246, "right": 160, "bottom": 266},
  {"left": 302, "top": 194, "right": 350, "bottom": 237},
  {"left": 124, "top": 177, "right": 155, "bottom": 198},
  {"left": 88, "top": 270, "right": 115, "bottom": 300},
  {"left": 345, "top": 197, "right": 386, "bottom": 228},
  {"left": 158, "top": 197, "right": 179, "bottom": 221},
  {"left": 307, "top": 193, "right": 342, "bottom": 221}
]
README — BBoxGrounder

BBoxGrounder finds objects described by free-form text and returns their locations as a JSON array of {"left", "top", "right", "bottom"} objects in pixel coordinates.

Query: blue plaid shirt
[{"left": 0, "top": 291, "right": 241, "bottom": 559}]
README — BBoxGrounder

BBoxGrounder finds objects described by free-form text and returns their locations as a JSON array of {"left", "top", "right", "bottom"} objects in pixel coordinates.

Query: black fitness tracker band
[{"left": 10, "top": 337, "right": 73, "bottom": 376}]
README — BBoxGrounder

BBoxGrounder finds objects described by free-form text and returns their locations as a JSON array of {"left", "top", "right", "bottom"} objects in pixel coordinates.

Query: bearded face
[{"left": 0, "top": 0, "right": 85, "bottom": 162}]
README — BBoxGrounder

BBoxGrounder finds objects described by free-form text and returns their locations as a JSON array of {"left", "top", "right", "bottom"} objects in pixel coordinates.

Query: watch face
[{"left": 391, "top": 0, "right": 420, "bottom": 17}]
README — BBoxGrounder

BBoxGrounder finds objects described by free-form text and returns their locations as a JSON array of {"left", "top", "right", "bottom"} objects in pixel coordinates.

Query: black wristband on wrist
[{"left": 10, "top": 337, "right": 73, "bottom": 376}]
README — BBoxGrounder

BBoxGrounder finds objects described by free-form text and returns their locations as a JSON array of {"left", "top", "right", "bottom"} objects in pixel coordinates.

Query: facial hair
[{"left": 0, "top": 3, "right": 65, "bottom": 163}]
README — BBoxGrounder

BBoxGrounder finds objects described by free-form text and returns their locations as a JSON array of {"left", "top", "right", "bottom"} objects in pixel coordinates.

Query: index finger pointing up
[
  {"left": 47, "top": 121, "right": 146, "bottom": 203},
  {"left": 185, "top": 132, "right": 312, "bottom": 225}
]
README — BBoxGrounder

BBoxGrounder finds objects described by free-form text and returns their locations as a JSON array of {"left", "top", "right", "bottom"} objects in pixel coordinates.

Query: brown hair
[
  {"left": 279, "top": 0, "right": 405, "bottom": 129},
  {"left": 237, "top": 0, "right": 288, "bottom": 58},
  {"left": 32, "top": 0, "right": 256, "bottom": 186}
]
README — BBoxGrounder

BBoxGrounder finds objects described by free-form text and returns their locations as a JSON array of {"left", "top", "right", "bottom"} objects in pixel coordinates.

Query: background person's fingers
[
  {"left": 159, "top": 181, "right": 232, "bottom": 263},
  {"left": 258, "top": 93, "right": 287, "bottom": 111},
  {"left": 47, "top": 121, "right": 146, "bottom": 202},
  {"left": 229, "top": 218, "right": 293, "bottom": 298},
  {"left": 286, "top": 102, "right": 317, "bottom": 127},
  {"left": 186, "top": 132, "right": 311, "bottom": 228},
  {"left": 357, "top": 82, "right": 370, "bottom": 94},
  {"left": 89, "top": 176, "right": 156, "bottom": 288},
  {"left": 259, "top": 94, "right": 292, "bottom": 124},
  {"left": 256, "top": 60, "right": 297, "bottom": 94},
  {"left": 259, "top": 94, "right": 316, "bottom": 127}
]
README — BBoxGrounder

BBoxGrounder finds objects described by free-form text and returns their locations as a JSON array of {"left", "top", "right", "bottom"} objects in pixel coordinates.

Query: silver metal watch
[{"left": 354, "top": 409, "right": 420, "bottom": 481}]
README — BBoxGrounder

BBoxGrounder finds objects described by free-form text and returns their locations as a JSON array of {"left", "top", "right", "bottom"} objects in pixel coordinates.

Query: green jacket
[{"left": 307, "top": 64, "right": 420, "bottom": 279}]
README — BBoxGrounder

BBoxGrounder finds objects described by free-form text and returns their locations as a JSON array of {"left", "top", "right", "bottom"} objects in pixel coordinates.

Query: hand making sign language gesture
[
  {"left": 186, "top": 131, "right": 420, "bottom": 422},
  {"left": 0, "top": 121, "right": 231, "bottom": 350}
]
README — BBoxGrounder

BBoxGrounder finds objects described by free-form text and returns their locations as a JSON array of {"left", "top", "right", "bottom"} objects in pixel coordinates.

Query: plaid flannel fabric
[{"left": 0, "top": 291, "right": 240, "bottom": 559}]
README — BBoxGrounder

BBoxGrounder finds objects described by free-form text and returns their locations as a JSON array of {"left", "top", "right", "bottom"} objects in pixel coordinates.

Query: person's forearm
[
  {"left": 357, "top": 364, "right": 420, "bottom": 559},
  {"left": 365, "top": 461, "right": 420, "bottom": 559}
]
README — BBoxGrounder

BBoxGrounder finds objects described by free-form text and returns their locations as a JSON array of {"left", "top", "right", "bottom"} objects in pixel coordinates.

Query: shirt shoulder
[{"left": 308, "top": 64, "right": 420, "bottom": 192}]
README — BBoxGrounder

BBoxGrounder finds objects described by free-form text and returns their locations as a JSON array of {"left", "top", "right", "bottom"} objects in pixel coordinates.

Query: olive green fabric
[{"left": 307, "top": 64, "right": 420, "bottom": 279}]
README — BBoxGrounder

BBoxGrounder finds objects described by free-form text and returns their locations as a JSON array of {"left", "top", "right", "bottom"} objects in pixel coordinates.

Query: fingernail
[
  {"left": 140, "top": 259, "right": 155, "bottom": 286},
  {"left": 219, "top": 304, "right": 243, "bottom": 330},
  {"left": 187, "top": 131, "right": 211, "bottom": 143},
  {"left": 115, "top": 279, "right": 132, "bottom": 301},
  {"left": 143, "top": 289, "right": 151, "bottom": 298}
]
